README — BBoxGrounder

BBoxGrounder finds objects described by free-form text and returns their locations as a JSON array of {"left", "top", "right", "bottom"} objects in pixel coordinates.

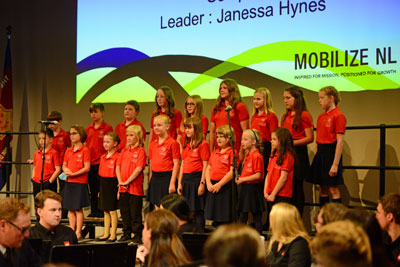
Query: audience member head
[
  {"left": 315, "top": 202, "right": 348, "bottom": 232},
  {"left": 35, "top": 190, "right": 63, "bottom": 230},
  {"left": 376, "top": 193, "right": 400, "bottom": 231},
  {"left": 310, "top": 220, "right": 372, "bottom": 267},
  {"left": 160, "top": 193, "right": 192, "bottom": 226},
  {"left": 268, "top": 203, "right": 309, "bottom": 251},
  {"left": 143, "top": 209, "right": 190, "bottom": 267},
  {"left": 0, "top": 198, "right": 31, "bottom": 248},
  {"left": 204, "top": 223, "right": 266, "bottom": 267}
]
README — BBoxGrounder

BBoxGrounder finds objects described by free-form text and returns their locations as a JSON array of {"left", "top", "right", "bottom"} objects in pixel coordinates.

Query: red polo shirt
[
  {"left": 115, "top": 118, "right": 147, "bottom": 151},
  {"left": 117, "top": 146, "right": 146, "bottom": 196},
  {"left": 182, "top": 140, "right": 210, "bottom": 173},
  {"left": 316, "top": 107, "right": 347, "bottom": 144},
  {"left": 149, "top": 136, "right": 180, "bottom": 172},
  {"left": 51, "top": 128, "right": 70, "bottom": 161},
  {"left": 33, "top": 147, "right": 61, "bottom": 183},
  {"left": 240, "top": 149, "right": 264, "bottom": 184},
  {"left": 251, "top": 112, "right": 278, "bottom": 142},
  {"left": 265, "top": 152, "right": 294, "bottom": 198},
  {"left": 150, "top": 108, "right": 183, "bottom": 141},
  {"left": 63, "top": 145, "right": 91, "bottom": 183},
  {"left": 211, "top": 102, "right": 249, "bottom": 151},
  {"left": 86, "top": 121, "right": 113, "bottom": 165},
  {"left": 281, "top": 110, "right": 313, "bottom": 140},
  {"left": 98, "top": 152, "right": 119, "bottom": 178},
  {"left": 208, "top": 147, "right": 234, "bottom": 181}
]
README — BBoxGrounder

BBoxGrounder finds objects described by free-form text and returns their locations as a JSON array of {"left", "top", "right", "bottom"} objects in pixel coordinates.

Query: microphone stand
[
  {"left": 225, "top": 107, "right": 238, "bottom": 222},
  {"left": 39, "top": 123, "right": 48, "bottom": 193}
]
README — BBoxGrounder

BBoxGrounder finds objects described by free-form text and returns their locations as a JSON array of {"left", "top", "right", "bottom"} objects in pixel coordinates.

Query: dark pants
[
  {"left": 32, "top": 180, "right": 57, "bottom": 198},
  {"left": 291, "top": 179, "right": 305, "bottom": 216},
  {"left": 239, "top": 212, "right": 263, "bottom": 234},
  {"left": 119, "top": 193, "right": 143, "bottom": 237},
  {"left": 88, "top": 164, "right": 100, "bottom": 214}
]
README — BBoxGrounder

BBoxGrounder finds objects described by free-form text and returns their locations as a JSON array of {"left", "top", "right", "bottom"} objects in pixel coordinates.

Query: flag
[{"left": 0, "top": 35, "right": 13, "bottom": 190}]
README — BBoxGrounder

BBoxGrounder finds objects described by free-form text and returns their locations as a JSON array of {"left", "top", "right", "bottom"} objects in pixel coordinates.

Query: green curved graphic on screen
[{"left": 183, "top": 40, "right": 399, "bottom": 92}]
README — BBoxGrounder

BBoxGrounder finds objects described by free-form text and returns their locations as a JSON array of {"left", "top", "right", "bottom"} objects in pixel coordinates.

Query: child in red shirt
[
  {"left": 310, "top": 86, "right": 347, "bottom": 205},
  {"left": 147, "top": 115, "right": 180, "bottom": 208},
  {"left": 251, "top": 88, "right": 278, "bottom": 175},
  {"left": 205, "top": 125, "right": 235, "bottom": 225},
  {"left": 97, "top": 132, "right": 120, "bottom": 242},
  {"left": 177, "top": 116, "right": 210, "bottom": 228},
  {"left": 115, "top": 100, "right": 146, "bottom": 152},
  {"left": 281, "top": 86, "right": 314, "bottom": 215},
  {"left": 264, "top": 128, "right": 295, "bottom": 206},
  {"left": 29, "top": 129, "right": 61, "bottom": 197},
  {"left": 236, "top": 129, "right": 266, "bottom": 233},
  {"left": 116, "top": 125, "right": 146, "bottom": 243},
  {"left": 148, "top": 86, "right": 182, "bottom": 143},
  {"left": 62, "top": 125, "right": 91, "bottom": 239},
  {"left": 86, "top": 103, "right": 113, "bottom": 217}
]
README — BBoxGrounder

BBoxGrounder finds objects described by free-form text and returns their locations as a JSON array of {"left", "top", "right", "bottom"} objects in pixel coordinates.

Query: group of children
[{"left": 29, "top": 79, "right": 346, "bottom": 239}]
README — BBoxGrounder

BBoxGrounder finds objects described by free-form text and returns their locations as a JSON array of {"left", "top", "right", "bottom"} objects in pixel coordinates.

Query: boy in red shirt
[{"left": 86, "top": 103, "right": 113, "bottom": 217}]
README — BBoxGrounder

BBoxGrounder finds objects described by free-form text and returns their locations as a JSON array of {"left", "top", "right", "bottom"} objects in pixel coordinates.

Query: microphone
[
  {"left": 225, "top": 105, "right": 233, "bottom": 111},
  {"left": 38, "top": 120, "right": 58, "bottom": 125}
]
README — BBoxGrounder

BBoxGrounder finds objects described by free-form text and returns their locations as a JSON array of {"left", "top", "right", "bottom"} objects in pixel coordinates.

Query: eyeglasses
[
  {"left": 7, "top": 220, "right": 30, "bottom": 234},
  {"left": 69, "top": 132, "right": 79, "bottom": 136}
]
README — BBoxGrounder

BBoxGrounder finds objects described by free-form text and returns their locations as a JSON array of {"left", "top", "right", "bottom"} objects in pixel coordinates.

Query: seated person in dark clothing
[
  {"left": 160, "top": 193, "right": 203, "bottom": 239},
  {"left": 0, "top": 197, "right": 42, "bottom": 267},
  {"left": 29, "top": 190, "right": 78, "bottom": 263},
  {"left": 376, "top": 193, "right": 400, "bottom": 267}
]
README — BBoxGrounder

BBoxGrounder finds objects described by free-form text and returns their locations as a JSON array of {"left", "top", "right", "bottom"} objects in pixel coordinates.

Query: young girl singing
[
  {"left": 149, "top": 86, "right": 182, "bottom": 143},
  {"left": 147, "top": 115, "right": 181, "bottom": 208},
  {"left": 62, "top": 125, "right": 91, "bottom": 239},
  {"left": 236, "top": 129, "right": 266, "bottom": 233},
  {"left": 264, "top": 128, "right": 295, "bottom": 207},
  {"left": 116, "top": 125, "right": 146, "bottom": 243},
  {"left": 310, "top": 86, "right": 346, "bottom": 205},
  {"left": 251, "top": 88, "right": 278, "bottom": 175},
  {"left": 97, "top": 132, "right": 120, "bottom": 242},
  {"left": 177, "top": 116, "right": 210, "bottom": 228},
  {"left": 281, "top": 86, "right": 314, "bottom": 215},
  {"left": 204, "top": 125, "right": 235, "bottom": 225}
]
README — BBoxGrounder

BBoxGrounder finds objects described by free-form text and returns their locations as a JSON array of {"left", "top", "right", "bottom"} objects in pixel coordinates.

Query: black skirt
[
  {"left": 98, "top": 176, "right": 118, "bottom": 211},
  {"left": 294, "top": 145, "right": 310, "bottom": 181},
  {"left": 147, "top": 171, "right": 172, "bottom": 206},
  {"left": 237, "top": 183, "right": 266, "bottom": 213},
  {"left": 309, "top": 143, "right": 344, "bottom": 185},
  {"left": 262, "top": 141, "right": 272, "bottom": 175},
  {"left": 182, "top": 172, "right": 205, "bottom": 211},
  {"left": 62, "top": 182, "right": 90, "bottom": 210},
  {"left": 204, "top": 180, "right": 233, "bottom": 222}
]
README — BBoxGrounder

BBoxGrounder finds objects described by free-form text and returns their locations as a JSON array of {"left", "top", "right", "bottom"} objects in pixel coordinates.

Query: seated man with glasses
[
  {"left": 29, "top": 190, "right": 78, "bottom": 263},
  {"left": 0, "top": 197, "right": 41, "bottom": 267}
]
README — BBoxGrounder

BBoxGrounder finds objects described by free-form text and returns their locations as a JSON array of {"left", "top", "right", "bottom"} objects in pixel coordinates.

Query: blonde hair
[
  {"left": 243, "top": 129, "right": 263, "bottom": 153},
  {"left": 204, "top": 223, "right": 266, "bottom": 267},
  {"left": 268, "top": 203, "right": 309, "bottom": 252},
  {"left": 252, "top": 87, "right": 274, "bottom": 116},
  {"left": 184, "top": 95, "right": 204, "bottom": 118},
  {"left": 320, "top": 86, "right": 341, "bottom": 106},
  {"left": 126, "top": 125, "right": 144, "bottom": 147},
  {"left": 0, "top": 198, "right": 30, "bottom": 221},
  {"left": 154, "top": 115, "right": 171, "bottom": 125},
  {"left": 183, "top": 116, "right": 203, "bottom": 149},
  {"left": 310, "top": 220, "right": 372, "bottom": 267},
  {"left": 216, "top": 125, "right": 235, "bottom": 143}
]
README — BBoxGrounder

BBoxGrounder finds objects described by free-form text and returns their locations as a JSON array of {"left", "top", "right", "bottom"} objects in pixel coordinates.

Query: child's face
[
  {"left": 253, "top": 92, "right": 265, "bottom": 111},
  {"left": 48, "top": 121, "right": 60, "bottom": 132},
  {"left": 216, "top": 133, "right": 229, "bottom": 148},
  {"left": 185, "top": 97, "right": 196, "bottom": 115},
  {"left": 184, "top": 124, "right": 194, "bottom": 138},
  {"left": 283, "top": 91, "right": 295, "bottom": 110},
  {"left": 219, "top": 83, "right": 229, "bottom": 100},
  {"left": 124, "top": 104, "right": 137, "bottom": 121},
  {"left": 241, "top": 132, "right": 254, "bottom": 151},
  {"left": 153, "top": 118, "right": 169, "bottom": 136},
  {"left": 39, "top": 133, "right": 52, "bottom": 149},
  {"left": 103, "top": 135, "right": 117, "bottom": 151},
  {"left": 69, "top": 128, "right": 81, "bottom": 144},
  {"left": 318, "top": 91, "right": 334, "bottom": 110},
  {"left": 126, "top": 130, "right": 138, "bottom": 146},
  {"left": 90, "top": 108, "right": 104, "bottom": 122},
  {"left": 156, "top": 89, "right": 167, "bottom": 108},
  {"left": 271, "top": 132, "right": 279, "bottom": 150}
]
